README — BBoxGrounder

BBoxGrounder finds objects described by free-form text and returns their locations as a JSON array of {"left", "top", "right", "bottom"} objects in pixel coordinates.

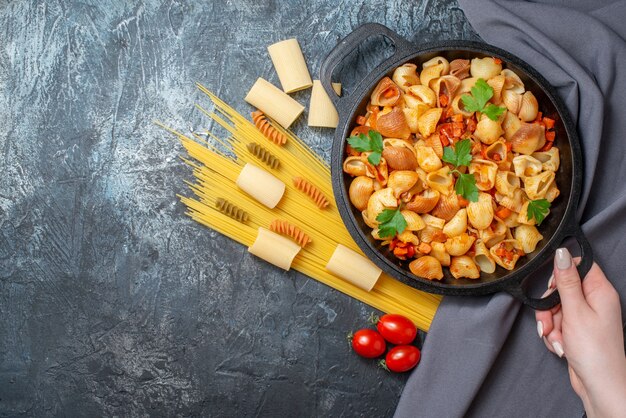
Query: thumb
[{"left": 554, "top": 247, "right": 587, "bottom": 316}]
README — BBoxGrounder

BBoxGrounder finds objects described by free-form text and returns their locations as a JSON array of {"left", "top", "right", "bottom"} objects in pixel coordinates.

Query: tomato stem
[
  {"left": 368, "top": 311, "right": 380, "bottom": 325},
  {"left": 378, "top": 359, "right": 390, "bottom": 372}
]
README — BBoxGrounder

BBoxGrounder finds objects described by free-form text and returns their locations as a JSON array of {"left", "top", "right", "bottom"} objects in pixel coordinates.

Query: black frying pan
[{"left": 320, "top": 23, "right": 592, "bottom": 310}]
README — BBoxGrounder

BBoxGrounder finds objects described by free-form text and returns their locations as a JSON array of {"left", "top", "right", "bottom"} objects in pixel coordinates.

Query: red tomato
[
  {"left": 376, "top": 314, "right": 417, "bottom": 345},
  {"left": 384, "top": 345, "right": 421, "bottom": 372},
  {"left": 351, "top": 329, "right": 386, "bottom": 358}
]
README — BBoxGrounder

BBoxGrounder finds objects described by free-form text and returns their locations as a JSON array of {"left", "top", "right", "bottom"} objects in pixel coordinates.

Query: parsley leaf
[
  {"left": 460, "top": 78, "right": 506, "bottom": 121},
  {"left": 441, "top": 138, "right": 479, "bottom": 202},
  {"left": 347, "top": 130, "right": 384, "bottom": 166},
  {"left": 376, "top": 208, "right": 407, "bottom": 238},
  {"left": 455, "top": 173, "right": 479, "bottom": 203},
  {"left": 527, "top": 199, "right": 551, "bottom": 225}
]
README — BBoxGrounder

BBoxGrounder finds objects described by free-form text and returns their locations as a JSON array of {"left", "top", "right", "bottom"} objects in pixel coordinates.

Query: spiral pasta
[
  {"left": 251, "top": 110, "right": 287, "bottom": 146},
  {"left": 215, "top": 198, "right": 249, "bottom": 223},
  {"left": 293, "top": 177, "right": 330, "bottom": 209},
  {"left": 269, "top": 219, "right": 312, "bottom": 248},
  {"left": 246, "top": 142, "right": 280, "bottom": 169}
]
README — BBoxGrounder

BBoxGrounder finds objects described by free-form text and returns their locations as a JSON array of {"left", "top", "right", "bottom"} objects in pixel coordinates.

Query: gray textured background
[{"left": 0, "top": 1, "right": 478, "bottom": 416}]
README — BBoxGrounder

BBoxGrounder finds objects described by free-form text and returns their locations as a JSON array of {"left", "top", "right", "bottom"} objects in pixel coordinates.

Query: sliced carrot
[
  {"left": 545, "top": 131, "right": 556, "bottom": 142},
  {"left": 538, "top": 141, "right": 554, "bottom": 152},
  {"left": 356, "top": 115, "right": 367, "bottom": 126},
  {"left": 389, "top": 239, "right": 397, "bottom": 251},
  {"left": 534, "top": 111, "right": 543, "bottom": 122},
  {"left": 439, "top": 94, "right": 449, "bottom": 107},
  {"left": 543, "top": 117, "right": 555, "bottom": 130},
  {"left": 407, "top": 245, "right": 415, "bottom": 258},
  {"left": 418, "top": 242, "right": 432, "bottom": 255},
  {"left": 495, "top": 206, "right": 512, "bottom": 219},
  {"left": 451, "top": 114, "right": 464, "bottom": 123},
  {"left": 383, "top": 88, "right": 396, "bottom": 98},
  {"left": 457, "top": 195, "right": 469, "bottom": 208},
  {"left": 466, "top": 118, "right": 477, "bottom": 133},
  {"left": 493, "top": 57, "right": 502, "bottom": 65},
  {"left": 439, "top": 133, "right": 450, "bottom": 147}
]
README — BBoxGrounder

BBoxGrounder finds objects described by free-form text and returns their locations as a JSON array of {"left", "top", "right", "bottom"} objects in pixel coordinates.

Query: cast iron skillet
[{"left": 320, "top": 23, "right": 592, "bottom": 310}]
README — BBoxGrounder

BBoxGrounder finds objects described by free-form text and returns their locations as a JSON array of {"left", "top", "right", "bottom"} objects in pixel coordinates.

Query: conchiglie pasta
[{"left": 342, "top": 56, "right": 561, "bottom": 279}]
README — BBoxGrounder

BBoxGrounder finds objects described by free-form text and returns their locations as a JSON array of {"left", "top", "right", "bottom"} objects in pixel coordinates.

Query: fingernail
[
  {"left": 556, "top": 248, "right": 572, "bottom": 270},
  {"left": 541, "top": 287, "right": 555, "bottom": 298},
  {"left": 547, "top": 273, "right": 555, "bottom": 289},
  {"left": 552, "top": 341, "right": 565, "bottom": 358},
  {"left": 537, "top": 321, "right": 543, "bottom": 338}
]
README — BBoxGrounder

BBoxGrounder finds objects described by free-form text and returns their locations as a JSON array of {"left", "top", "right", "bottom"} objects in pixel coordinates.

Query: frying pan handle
[
  {"left": 320, "top": 23, "right": 411, "bottom": 107},
  {"left": 504, "top": 224, "right": 594, "bottom": 310}
]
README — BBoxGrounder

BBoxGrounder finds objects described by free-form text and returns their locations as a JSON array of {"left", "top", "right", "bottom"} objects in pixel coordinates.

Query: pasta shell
[
  {"left": 418, "top": 225, "right": 447, "bottom": 244},
  {"left": 487, "top": 75, "right": 506, "bottom": 105},
  {"left": 545, "top": 182, "right": 560, "bottom": 203},
  {"left": 362, "top": 210, "right": 378, "bottom": 229},
  {"left": 490, "top": 239, "right": 523, "bottom": 270},
  {"left": 502, "top": 89, "right": 522, "bottom": 114},
  {"left": 450, "top": 255, "right": 481, "bottom": 279},
  {"left": 401, "top": 210, "right": 426, "bottom": 231},
  {"left": 474, "top": 115, "right": 504, "bottom": 145},
  {"left": 392, "top": 63, "right": 420, "bottom": 92},
  {"left": 417, "top": 107, "right": 444, "bottom": 137},
  {"left": 430, "top": 75, "right": 461, "bottom": 106},
  {"left": 397, "top": 230, "right": 420, "bottom": 245},
  {"left": 383, "top": 137, "right": 413, "bottom": 149},
  {"left": 524, "top": 171, "right": 556, "bottom": 200},
  {"left": 517, "top": 200, "right": 538, "bottom": 226},
  {"left": 370, "top": 76, "right": 401, "bottom": 107},
  {"left": 424, "top": 134, "right": 444, "bottom": 158},
  {"left": 501, "top": 69, "right": 525, "bottom": 94},
  {"left": 420, "top": 63, "right": 444, "bottom": 86},
  {"left": 532, "top": 148, "right": 560, "bottom": 172},
  {"left": 377, "top": 108, "right": 411, "bottom": 139},
  {"left": 406, "top": 85, "right": 437, "bottom": 108},
  {"left": 349, "top": 176, "right": 375, "bottom": 211},
  {"left": 478, "top": 216, "right": 508, "bottom": 248},
  {"left": 432, "top": 192, "right": 460, "bottom": 221},
  {"left": 511, "top": 123, "right": 546, "bottom": 155},
  {"left": 367, "top": 187, "right": 397, "bottom": 223},
  {"left": 343, "top": 155, "right": 368, "bottom": 177},
  {"left": 451, "top": 94, "right": 475, "bottom": 117},
  {"left": 406, "top": 189, "right": 440, "bottom": 213},
  {"left": 382, "top": 146, "right": 417, "bottom": 171},
  {"left": 469, "top": 159, "right": 498, "bottom": 191},
  {"left": 449, "top": 59, "right": 470, "bottom": 80},
  {"left": 458, "top": 77, "right": 478, "bottom": 95},
  {"left": 426, "top": 166, "right": 453, "bottom": 195},
  {"left": 513, "top": 155, "right": 543, "bottom": 178},
  {"left": 403, "top": 107, "right": 420, "bottom": 133},
  {"left": 415, "top": 145, "right": 443, "bottom": 173},
  {"left": 502, "top": 110, "right": 522, "bottom": 140},
  {"left": 444, "top": 233, "right": 476, "bottom": 256},
  {"left": 473, "top": 240, "right": 496, "bottom": 273},
  {"left": 518, "top": 91, "right": 539, "bottom": 122},
  {"left": 515, "top": 225, "right": 543, "bottom": 254},
  {"left": 470, "top": 57, "right": 502, "bottom": 79},
  {"left": 429, "top": 241, "right": 451, "bottom": 266},
  {"left": 423, "top": 56, "right": 450, "bottom": 75},
  {"left": 409, "top": 256, "right": 444, "bottom": 280},
  {"left": 495, "top": 170, "right": 521, "bottom": 197},
  {"left": 467, "top": 192, "right": 495, "bottom": 230},
  {"left": 388, "top": 170, "right": 419, "bottom": 198},
  {"left": 485, "top": 140, "right": 508, "bottom": 162},
  {"left": 443, "top": 208, "right": 468, "bottom": 238},
  {"left": 421, "top": 213, "right": 446, "bottom": 230},
  {"left": 499, "top": 188, "right": 526, "bottom": 213}
]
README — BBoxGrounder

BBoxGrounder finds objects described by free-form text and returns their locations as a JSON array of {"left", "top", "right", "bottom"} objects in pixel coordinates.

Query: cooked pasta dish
[{"left": 343, "top": 56, "right": 560, "bottom": 280}]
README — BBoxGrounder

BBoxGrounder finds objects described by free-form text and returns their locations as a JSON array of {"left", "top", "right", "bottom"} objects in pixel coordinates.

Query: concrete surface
[{"left": 0, "top": 1, "right": 478, "bottom": 416}]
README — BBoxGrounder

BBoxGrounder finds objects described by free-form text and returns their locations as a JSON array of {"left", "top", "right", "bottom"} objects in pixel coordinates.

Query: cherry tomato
[
  {"left": 383, "top": 345, "right": 421, "bottom": 372},
  {"left": 350, "top": 329, "right": 386, "bottom": 358},
  {"left": 376, "top": 314, "right": 417, "bottom": 345}
]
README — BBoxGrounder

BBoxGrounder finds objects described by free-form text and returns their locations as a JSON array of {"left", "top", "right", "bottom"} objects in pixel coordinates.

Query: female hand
[{"left": 536, "top": 248, "right": 626, "bottom": 418}]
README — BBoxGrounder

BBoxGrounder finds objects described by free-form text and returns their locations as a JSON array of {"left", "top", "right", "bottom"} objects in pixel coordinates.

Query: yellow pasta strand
[
  {"left": 270, "top": 219, "right": 312, "bottom": 248},
  {"left": 156, "top": 84, "right": 442, "bottom": 331}
]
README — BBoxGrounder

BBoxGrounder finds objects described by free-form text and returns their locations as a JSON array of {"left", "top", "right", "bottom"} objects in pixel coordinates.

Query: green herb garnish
[
  {"left": 442, "top": 138, "right": 479, "bottom": 202},
  {"left": 527, "top": 199, "right": 551, "bottom": 225},
  {"left": 376, "top": 208, "right": 407, "bottom": 238},
  {"left": 461, "top": 78, "right": 506, "bottom": 121},
  {"left": 347, "top": 130, "right": 384, "bottom": 165}
]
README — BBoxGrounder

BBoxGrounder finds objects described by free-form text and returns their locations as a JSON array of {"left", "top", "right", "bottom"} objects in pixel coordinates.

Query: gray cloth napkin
[{"left": 395, "top": 1, "right": 626, "bottom": 417}]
